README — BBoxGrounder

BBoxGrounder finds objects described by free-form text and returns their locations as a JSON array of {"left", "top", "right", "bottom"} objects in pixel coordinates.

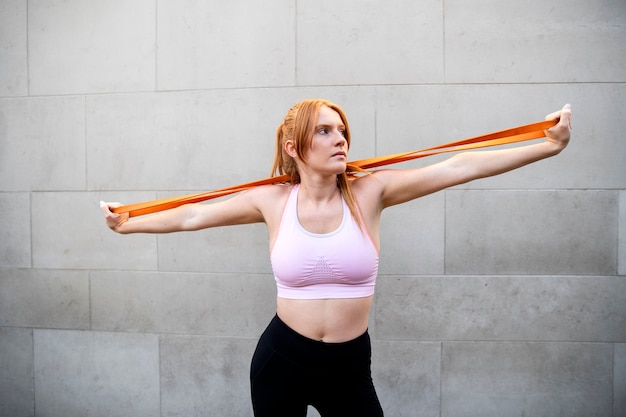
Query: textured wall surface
[{"left": 1, "top": 0, "right": 625, "bottom": 416}]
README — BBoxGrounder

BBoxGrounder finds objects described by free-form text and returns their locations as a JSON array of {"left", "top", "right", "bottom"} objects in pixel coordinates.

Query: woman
[{"left": 101, "top": 99, "right": 572, "bottom": 416}]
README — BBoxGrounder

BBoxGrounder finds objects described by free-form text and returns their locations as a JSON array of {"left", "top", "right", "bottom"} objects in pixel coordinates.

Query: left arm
[{"left": 371, "top": 104, "right": 572, "bottom": 208}]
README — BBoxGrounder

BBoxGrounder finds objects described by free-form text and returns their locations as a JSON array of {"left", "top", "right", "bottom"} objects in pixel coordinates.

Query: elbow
[
  {"left": 448, "top": 153, "right": 481, "bottom": 184},
  {"left": 179, "top": 204, "right": 204, "bottom": 231}
]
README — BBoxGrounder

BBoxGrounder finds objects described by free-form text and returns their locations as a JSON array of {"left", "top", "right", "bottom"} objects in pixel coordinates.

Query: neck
[{"left": 297, "top": 175, "right": 339, "bottom": 203}]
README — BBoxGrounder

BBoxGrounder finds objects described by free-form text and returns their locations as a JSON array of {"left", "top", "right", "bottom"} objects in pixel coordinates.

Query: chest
[{"left": 296, "top": 197, "right": 344, "bottom": 234}]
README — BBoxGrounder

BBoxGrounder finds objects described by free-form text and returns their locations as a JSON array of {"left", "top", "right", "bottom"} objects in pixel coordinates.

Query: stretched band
[{"left": 112, "top": 119, "right": 557, "bottom": 217}]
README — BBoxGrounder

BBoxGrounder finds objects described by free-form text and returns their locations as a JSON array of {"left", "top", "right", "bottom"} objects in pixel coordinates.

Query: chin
[{"left": 333, "top": 163, "right": 347, "bottom": 173}]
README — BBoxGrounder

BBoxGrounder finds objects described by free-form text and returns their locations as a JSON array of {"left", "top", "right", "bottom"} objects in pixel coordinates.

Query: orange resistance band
[{"left": 112, "top": 119, "right": 557, "bottom": 217}]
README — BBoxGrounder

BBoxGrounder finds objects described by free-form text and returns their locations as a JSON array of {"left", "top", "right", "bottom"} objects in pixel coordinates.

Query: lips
[{"left": 332, "top": 152, "right": 346, "bottom": 158}]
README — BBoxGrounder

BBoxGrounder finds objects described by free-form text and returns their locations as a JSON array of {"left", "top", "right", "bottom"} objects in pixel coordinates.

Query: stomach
[{"left": 276, "top": 295, "right": 373, "bottom": 343}]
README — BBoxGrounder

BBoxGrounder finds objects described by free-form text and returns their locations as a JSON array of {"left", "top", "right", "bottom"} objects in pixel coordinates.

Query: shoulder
[
  {"left": 350, "top": 166, "right": 448, "bottom": 210},
  {"left": 349, "top": 170, "right": 390, "bottom": 197},
  {"left": 350, "top": 168, "right": 428, "bottom": 209},
  {"left": 247, "top": 182, "right": 292, "bottom": 215},
  {"left": 249, "top": 182, "right": 292, "bottom": 201},
  {"left": 348, "top": 172, "right": 387, "bottom": 213},
  {"left": 352, "top": 160, "right": 462, "bottom": 208},
  {"left": 248, "top": 183, "right": 293, "bottom": 234}
]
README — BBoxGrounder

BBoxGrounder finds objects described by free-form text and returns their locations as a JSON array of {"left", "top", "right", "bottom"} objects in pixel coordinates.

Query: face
[{"left": 300, "top": 105, "right": 348, "bottom": 176}]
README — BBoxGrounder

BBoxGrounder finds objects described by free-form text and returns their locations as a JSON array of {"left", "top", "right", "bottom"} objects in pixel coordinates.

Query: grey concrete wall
[{"left": 0, "top": 0, "right": 624, "bottom": 416}]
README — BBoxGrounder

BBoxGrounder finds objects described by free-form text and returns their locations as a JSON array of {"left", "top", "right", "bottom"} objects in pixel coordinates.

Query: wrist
[
  {"left": 113, "top": 219, "right": 131, "bottom": 234},
  {"left": 544, "top": 139, "right": 566, "bottom": 156}
]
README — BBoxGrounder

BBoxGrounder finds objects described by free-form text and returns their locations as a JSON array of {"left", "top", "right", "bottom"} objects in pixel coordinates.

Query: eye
[
  {"left": 339, "top": 129, "right": 346, "bottom": 137},
  {"left": 318, "top": 128, "right": 329, "bottom": 135}
]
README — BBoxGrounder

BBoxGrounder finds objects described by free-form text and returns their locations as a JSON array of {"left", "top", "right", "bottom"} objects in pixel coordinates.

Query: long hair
[{"left": 271, "top": 99, "right": 363, "bottom": 228}]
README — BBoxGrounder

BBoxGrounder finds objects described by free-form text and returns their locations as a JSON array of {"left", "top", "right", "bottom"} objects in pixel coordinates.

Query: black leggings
[{"left": 250, "top": 314, "right": 384, "bottom": 417}]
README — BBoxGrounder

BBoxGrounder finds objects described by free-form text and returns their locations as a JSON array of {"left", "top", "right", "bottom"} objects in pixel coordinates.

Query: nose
[{"left": 334, "top": 131, "right": 347, "bottom": 146}]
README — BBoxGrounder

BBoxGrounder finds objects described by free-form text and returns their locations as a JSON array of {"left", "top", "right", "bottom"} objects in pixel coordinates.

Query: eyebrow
[{"left": 315, "top": 123, "right": 346, "bottom": 129}]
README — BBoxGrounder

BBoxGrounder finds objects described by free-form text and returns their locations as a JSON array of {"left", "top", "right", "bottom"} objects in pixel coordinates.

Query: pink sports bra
[{"left": 271, "top": 184, "right": 379, "bottom": 299}]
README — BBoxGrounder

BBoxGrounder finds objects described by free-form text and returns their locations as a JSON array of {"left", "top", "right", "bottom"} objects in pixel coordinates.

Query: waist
[{"left": 276, "top": 295, "right": 372, "bottom": 343}]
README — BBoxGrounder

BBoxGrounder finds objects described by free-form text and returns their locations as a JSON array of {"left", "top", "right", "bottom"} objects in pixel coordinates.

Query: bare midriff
[{"left": 276, "top": 295, "right": 373, "bottom": 343}]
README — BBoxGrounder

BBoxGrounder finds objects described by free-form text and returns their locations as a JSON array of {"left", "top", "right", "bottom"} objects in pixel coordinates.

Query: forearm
[
  {"left": 454, "top": 139, "right": 565, "bottom": 182},
  {"left": 452, "top": 104, "right": 571, "bottom": 182},
  {"left": 112, "top": 204, "right": 196, "bottom": 234}
]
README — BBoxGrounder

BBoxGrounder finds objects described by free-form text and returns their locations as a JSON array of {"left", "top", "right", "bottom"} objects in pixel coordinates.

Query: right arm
[{"left": 101, "top": 186, "right": 273, "bottom": 234}]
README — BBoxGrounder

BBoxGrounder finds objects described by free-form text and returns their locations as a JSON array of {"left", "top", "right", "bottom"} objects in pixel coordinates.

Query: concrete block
[
  {"left": 0, "top": 0, "right": 27, "bottom": 96},
  {"left": 379, "top": 193, "right": 445, "bottom": 275},
  {"left": 32, "top": 191, "right": 158, "bottom": 270},
  {"left": 375, "top": 85, "right": 455, "bottom": 159},
  {"left": 86, "top": 89, "right": 298, "bottom": 191},
  {"left": 90, "top": 270, "right": 277, "bottom": 336},
  {"left": 441, "top": 342, "right": 614, "bottom": 417},
  {"left": 34, "top": 329, "right": 159, "bottom": 417},
  {"left": 0, "top": 269, "right": 89, "bottom": 329},
  {"left": 157, "top": 0, "right": 295, "bottom": 90},
  {"left": 375, "top": 276, "right": 626, "bottom": 342},
  {"left": 445, "top": 0, "right": 626, "bottom": 83},
  {"left": 298, "top": 0, "right": 443, "bottom": 85},
  {"left": 616, "top": 344, "right": 626, "bottom": 417},
  {"left": 445, "top": 190, "right": 617, "bottom": 275},
  {"left": 372, "top": 341, "right": 441, "bottom": 417},
  {"left": 28, "top": 0, "right": 155, "bottom": 95},
  {"left": 0, "top": 193, "right": 30, "bottom": 268},
  {"left": 375, "top": 84, "right": 555, "bottom": 157},
  {"left": 617, "top": 191, "right": 626, "bottom": 275},
  {"left": 160, "top": 335, "right": 257, "bottom": 416},
  {"left": 0, "top": 327, "right": 33, "bottom": 417},
  {"left": 375, "top": 83, "right": 626, "bottom": 190},
  {"left": 86, "top": 87, "right": 377, "bottom": 191},
  {"left": 158, "top": 223, "right": 273, "bottom": 273},
  {"left": 0, "top": 96, "right": 85, "bottom": 191}
]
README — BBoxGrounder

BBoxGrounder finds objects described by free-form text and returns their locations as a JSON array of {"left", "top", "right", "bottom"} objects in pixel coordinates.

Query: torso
[
  {"left": 276, "top": 296, "right": 373, "bottom": 342},
  {"left": 260, "top": 177, "right": 383, "bottom": 342}
]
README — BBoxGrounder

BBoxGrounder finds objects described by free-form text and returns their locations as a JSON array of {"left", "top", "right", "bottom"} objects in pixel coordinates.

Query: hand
[
  {"left": 100, "top": 201, "right": 128, "bottom": 232},
  {"left": 544, "top": 103, "right": 572, "bottom": 152}
]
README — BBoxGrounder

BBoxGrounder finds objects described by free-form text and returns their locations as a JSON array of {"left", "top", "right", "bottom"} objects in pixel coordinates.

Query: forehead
[{"left": 316, "top": 105, "right": 344, "bottom": 125}]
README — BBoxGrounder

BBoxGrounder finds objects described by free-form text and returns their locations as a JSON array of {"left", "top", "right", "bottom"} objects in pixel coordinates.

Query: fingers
[
  {"left": 100, "top": 201, "right": 128, "bottom": 232},
  {"left": 100, "top": 201, "right": 111, "bottom": 214},
  {"left": 559, "top": 103, "right": 572, "bottom": 130},
  {"left": 542, "top": 104, "right": 572, "bottom": 151},
  {"left": 545, "top": 103, "right": 572, "bottom": 128},
  {"left": 100, "top": 201, "right": 123, "bottom": 216}
]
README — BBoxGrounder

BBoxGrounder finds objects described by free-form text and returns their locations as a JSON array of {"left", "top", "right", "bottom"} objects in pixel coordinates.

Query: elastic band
[{"left": 113, "top": 119, "right": 557, "bottom": 217}]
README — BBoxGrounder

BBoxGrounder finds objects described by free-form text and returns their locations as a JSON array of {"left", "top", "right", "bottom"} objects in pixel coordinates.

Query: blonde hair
[{"left": 271, "top": 99, "right": 363, "bottom": 228}]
